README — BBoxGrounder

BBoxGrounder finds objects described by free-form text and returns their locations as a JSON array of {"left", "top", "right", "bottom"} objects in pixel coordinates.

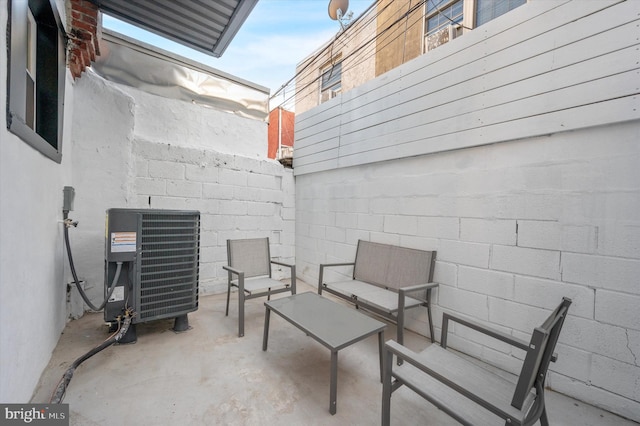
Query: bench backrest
[{"left": 353, "top": 240, "right": 435, "bottom": 290}]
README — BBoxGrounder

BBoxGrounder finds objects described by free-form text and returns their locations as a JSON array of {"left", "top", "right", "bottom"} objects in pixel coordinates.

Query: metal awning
[{"left": 89, "top": 0, "right": 259, "bottom": 57}]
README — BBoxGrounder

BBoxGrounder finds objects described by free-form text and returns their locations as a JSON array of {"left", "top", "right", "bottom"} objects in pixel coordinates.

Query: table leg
[
  {"left": 378, "top": 330, "right": 385, "bottom": 382},
  {"left": 330, "top": 350, "right": 338, "bottom": 415},
  {"left": 262, "top": 306, "right": 271, "bottom": 351}
]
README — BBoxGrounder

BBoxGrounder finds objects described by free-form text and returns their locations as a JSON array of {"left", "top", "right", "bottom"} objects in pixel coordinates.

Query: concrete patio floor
[{"left": 32, "top": 281, "right": 637, "bottom": 425}]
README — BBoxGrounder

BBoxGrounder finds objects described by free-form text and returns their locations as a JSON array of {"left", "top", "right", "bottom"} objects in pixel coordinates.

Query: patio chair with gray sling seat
[
  {"left": 223, "top": 238, "right": 296, "bottom": 337},
  {"left": 382, "top": 297, "right": 572, "bottom": 426}
]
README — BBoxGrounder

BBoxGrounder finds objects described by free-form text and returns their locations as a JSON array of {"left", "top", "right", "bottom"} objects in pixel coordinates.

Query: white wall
[
  {"left": 69, "top": 71, "right": 294, "bottom": 302},
  {"left": 118, "top": 85, "right": 267, "bottom": 158},
  {"left": 294, "top": 0, "right": 640, "bottom": 421},
  {"left": 1, "top": 26, "right": 291, "bottom": 401},
  {"left": 0, "top": 5, "right": 72, "bottom": 402}
]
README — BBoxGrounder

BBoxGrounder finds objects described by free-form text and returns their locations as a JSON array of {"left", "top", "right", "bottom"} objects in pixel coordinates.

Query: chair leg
[
  {"left": 396, "top": 311, "right": 404, "bottom": 346},
  {"left": 540, "top": 406, "right": 549, "bottom": 426},
  {"left": 238, "top": 290, "right": 245, "bottom": 337},
  {"left": 427, "top": 288, "right": 435, "bottom": 342},
  {"left": 381, "top": 348, "right": 394, "bottom": 426},
  {"left": 290, "top": 265, "right": 296, "bottom": 295},
  {"left": 225, "top": 282, "right": 231, "bottom": 316}
]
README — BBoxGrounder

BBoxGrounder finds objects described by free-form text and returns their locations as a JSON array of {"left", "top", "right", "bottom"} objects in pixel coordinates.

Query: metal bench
[{"left": 318, "top": 240, "right": 437, "bottom": 345}]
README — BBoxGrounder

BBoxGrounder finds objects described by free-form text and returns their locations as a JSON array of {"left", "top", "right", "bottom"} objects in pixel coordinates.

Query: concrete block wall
[
  {"left": 131, "top": 139, "right": 295, "bottom": 294},
  {"left": 295, "top": 120, "right": 640, "bottom": 421},
  {"left": 69, "top": 71, "right": 294, "bottom": 304}
]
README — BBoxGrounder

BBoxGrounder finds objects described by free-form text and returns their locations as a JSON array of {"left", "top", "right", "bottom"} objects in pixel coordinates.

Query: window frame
[
  {"left": 423, "top": 0, "right": 529, "bottom": 53},
  {"left": 6, "top": 0, "right": 66, "bottom": 163},
  {"left": 320, "top": 59, "right": 342, "bottom": 103}
]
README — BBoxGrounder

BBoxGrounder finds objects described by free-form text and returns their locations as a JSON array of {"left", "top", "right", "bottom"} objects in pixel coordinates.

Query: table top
[{"left": 265, "top": 292, "right": 386, "bottom": 351}]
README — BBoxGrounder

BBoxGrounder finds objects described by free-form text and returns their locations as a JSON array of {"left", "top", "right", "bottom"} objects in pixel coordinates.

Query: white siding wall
[
  {"left": 294, "top": 0, "right": 640, "bottom": 421},
  {"left": 295, "top": 0, "right": 638, "bottom": 174}
]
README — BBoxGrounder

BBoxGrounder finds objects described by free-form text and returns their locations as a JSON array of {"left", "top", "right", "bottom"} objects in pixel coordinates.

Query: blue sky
[{"left": 102, "top": 0, "right": 373, "bottom": 98}]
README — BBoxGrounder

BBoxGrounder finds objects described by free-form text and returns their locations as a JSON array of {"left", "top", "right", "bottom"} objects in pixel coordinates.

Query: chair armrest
[
  {"left": 397, "top": 282, "right": 438, "bottom": 314},
  {"left": 271, "top": 259, "right": 294, "bottom": 268},
  {"left": 320, "top": 262, "right": 356, "bottom": 268},
  {"left": 398, "top": 282, "right": 439, "bottom": 294},
  {"left": 271, "top": 260, "right": 296, "bottom": 292},
  {"left": 222, "top": 265, "right": 243, "bottom": 276},
  {"left": 385, "top": 340, "right": 440, "bottom": 379},
  {"left": 318, "top": 262, "right": 355, "bottom": 293},
  {"left": 441, "top": 312, "right": 529, "bottom": 351}
]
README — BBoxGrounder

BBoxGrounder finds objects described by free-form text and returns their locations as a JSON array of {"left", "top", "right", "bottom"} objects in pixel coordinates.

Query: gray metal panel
[
  {"left": 137, "top": 210, "right": 200, "bottom": 322},
  {"left": 93, "top": 30, "right": 269, "bottom": 121},
  {"left": 90, "top": 0, "right": 258, "bottom": 57}
]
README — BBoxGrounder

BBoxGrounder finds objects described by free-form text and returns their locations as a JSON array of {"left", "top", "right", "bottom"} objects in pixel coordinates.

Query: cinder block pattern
[
  {"left": 149, "top": 196, "right": 187, "bottom": 210},
  {"left": 488, "top": 297, "right": 551, "bottom": 334},
  {"left": 432, "top": 261, "right": 457, "bottom": 287},
  {"left": 219, "top": 200, "right": 247, "bottom": 216},
  {"left": 148, "top": 160, "right": 185, "bottom": 180},
  {"left": 517, "top": 220, "right": 597, "bottom": 253},
  {"left": 553, "top": 343, "right": 593, "bottom": 383},
  {"left": 247, "top": 202, "right": 278, "bottom": 217},
  {"left": 548, "top": 373, "right": 640, "bottom": 423},
  {"left": 357, "top": 214, "right": 383, "bottom": 231},
  {"left": 461, "top": 218, "right": 516, "bottom": 245},
  {"left": 294, "top": 112, "right": 640, "bottom": 420},
  {"left": 326, "top": 226, "right": 346, "bottom": 243},
  {"left": 133, "top": 141, "right": 293, "bottom": 296},
  {"left": 417, "top": 216, "right": 459, "bottom": 239},
  {"left": 439, "top": 239, "right": 491, "bottom": 268},
  {"left": 513, "top": 276, "right": 594, "bottom": 319},
  {"left": 166, "top": 180, "right": 202, "bottom": 198},
  {"left": 458, "top": 266, "right": 514, "bottom": 298},
  {"left": 598, "top": 219, "right": 640, "bottom": 258},
  {"left": 561, "top": 316, "right": 636, "bottom": 364},
  {"left": 218, "top": 169, "right": 247, "bottom": 186},
  {"left": 248, "top": 173, "right": 281, "bottom": 190},
  {"left": 136, "top": 159, "right": 148, "bottom": 177},
  {"left": 398, "top": 236, "right": 438, "bottom": 254},
  {"left": 135, "top": 177, "right": 165, "bottom": 196},
  {"left": 202, "top": 183, "right": 234, "bottom": 200},
  {"left": 235, "top": 187, "right": 283, "bottom": 203},
  {"left": 383, "top": 215, "right": 418, "bottom": 235},
  {"left": 335, "top": 212, "right": 357, "bottom": 228},
  {"left": 185, "top": 164, "right": 218, "bottom": 183},
  {"left": 591, "top": 354, "right": 640, "bottom": 401},
  {"left": 562, "top": 253, "right": 640, "bottom": 293},
  {"left": 491, "top": 245, "right": 560, "bottom": 280},
  {"left": 595, "top": 290, "right": 640, "bottom": 330},
  {"left": 438, "top": 285, "right": 489, "bottom": 320}
]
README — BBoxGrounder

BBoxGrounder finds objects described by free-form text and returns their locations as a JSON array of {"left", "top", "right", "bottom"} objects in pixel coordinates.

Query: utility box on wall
[{"left": 104, "top": 209, "right": 200, "bottom": 339}]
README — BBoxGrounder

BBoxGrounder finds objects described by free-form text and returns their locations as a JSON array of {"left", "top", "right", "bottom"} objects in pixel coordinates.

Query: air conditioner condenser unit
[{"left": 104, "top": 208, "right": 200, "bottom": 342}]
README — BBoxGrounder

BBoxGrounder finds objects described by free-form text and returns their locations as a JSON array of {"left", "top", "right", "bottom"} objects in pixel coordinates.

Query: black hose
[
  {"left": 63, "top": 213, "right": 121, "bottom": 311},
  {"left": 49, "top": 312, "right": 133, "bottom": 404}
]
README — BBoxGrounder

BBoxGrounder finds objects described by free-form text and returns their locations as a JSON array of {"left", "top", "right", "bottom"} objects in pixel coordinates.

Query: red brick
[{"left": 72, "top": 20, "right": 95, "bottom": 33}]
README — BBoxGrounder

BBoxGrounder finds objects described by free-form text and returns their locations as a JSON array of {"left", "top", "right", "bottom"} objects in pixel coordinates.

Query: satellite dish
[{"left": 328, "top": 0, "right": 349, "bottom": 20}]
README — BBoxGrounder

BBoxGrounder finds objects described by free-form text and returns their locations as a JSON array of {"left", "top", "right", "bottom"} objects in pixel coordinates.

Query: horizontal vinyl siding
[{"left": 294, "top": 0, "right": 639, "bottom": 175}]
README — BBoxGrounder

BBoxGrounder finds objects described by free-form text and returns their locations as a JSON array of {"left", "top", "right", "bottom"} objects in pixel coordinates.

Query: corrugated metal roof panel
[{"left": 90, "top": 0, "right": 258, "bottom": 57}]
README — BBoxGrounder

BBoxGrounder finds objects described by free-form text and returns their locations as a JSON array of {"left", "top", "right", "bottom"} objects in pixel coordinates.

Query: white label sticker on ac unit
[
  {"left": 109, "top": 286, "right": 125, "bottom": 302},
  {"left": 111, "top": 232, "right": 136, "bottom": 252}
]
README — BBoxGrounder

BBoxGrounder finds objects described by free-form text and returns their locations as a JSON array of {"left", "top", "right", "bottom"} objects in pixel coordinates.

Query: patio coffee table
[{"left": 262, "top": 292, "right": 387, "bottom": 415}]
